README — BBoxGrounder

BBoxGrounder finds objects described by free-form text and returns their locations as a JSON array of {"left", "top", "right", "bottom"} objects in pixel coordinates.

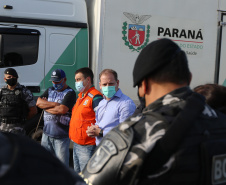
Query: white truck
[{"left": 0, "top": 0, "right": 226, "bottom": 138}]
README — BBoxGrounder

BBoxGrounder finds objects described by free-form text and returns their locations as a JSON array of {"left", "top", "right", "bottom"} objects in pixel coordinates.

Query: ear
[
  {"left": 145, "top": 78, "right": 152, "bottom": 94},
  {"left": 87, "top": 76, "right": 91, "bottom": 83},
  {"left": 99, "top": 82, "right": 102, "bottom": 90},
  {"left": 116, "top": 80, "right": 119, "bottom": 86},
  {"left": 142, "top": 79, "right": 149, "bottom": 94},
  {"left": 139, "top": 79, "right": 148, "bottom": 97}
]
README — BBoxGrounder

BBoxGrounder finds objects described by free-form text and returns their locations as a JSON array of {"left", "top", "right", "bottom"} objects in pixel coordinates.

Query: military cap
[
  {"left": 4, "top": 68, "right": 18, "bottom": 78},
  {"left": 133, "top": 38, "right": 181, "bottom": 87}
]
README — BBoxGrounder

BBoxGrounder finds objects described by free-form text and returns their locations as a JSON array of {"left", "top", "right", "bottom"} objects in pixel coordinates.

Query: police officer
[
  {"left": 0, "top": 68, "right": 37, "bottom": 134},
  {"left": 81, "top": 39, "right": 226, "bottom": 185}
]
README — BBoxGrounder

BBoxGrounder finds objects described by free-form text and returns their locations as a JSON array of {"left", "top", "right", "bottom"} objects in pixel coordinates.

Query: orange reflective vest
[{"left": 69, "top": 87, "right": 102, "bottom": 145}]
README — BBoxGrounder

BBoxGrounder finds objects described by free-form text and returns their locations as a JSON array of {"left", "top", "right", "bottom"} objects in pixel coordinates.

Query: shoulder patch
[
  {"left": 88, "top": 93, "right": 94, "bottom": 98},
  {"left": 87, "top": 139, "right": 117, "bottom": 173}
]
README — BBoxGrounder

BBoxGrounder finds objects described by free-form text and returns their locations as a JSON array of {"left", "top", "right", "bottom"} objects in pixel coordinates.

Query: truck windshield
[{"left": 0, "top": 28, "right": 40, "bottom": 68}]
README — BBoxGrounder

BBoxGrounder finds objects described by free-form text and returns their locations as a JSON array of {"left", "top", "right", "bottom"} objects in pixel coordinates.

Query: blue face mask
[
  {"left": 75, "top": 81, "right": 85, "bottom": 92},
  {"left": 53, "top": 81, "right": 64, "bottom": 90},
  {"left": 102, "top": 86, "right": 116, "bottom": 98}
]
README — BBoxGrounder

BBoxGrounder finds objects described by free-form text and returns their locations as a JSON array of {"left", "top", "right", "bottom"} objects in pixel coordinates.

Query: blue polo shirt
[{"left": 95, "top": 89, "right": 136, "bottom": 145}]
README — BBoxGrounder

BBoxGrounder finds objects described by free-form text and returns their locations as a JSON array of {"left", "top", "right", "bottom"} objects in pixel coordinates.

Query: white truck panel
[
  {"left": 0, "top": 0, "right": 87, "bottom": 23},
  {"left": 219, "top": 0, "right": 226, "bottom": 10},
  {"left": 91, "top": 0, "right": 219, "bottom": 101}
]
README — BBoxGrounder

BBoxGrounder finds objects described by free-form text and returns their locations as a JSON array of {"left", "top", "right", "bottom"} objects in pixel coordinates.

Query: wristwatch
[{"left": 99, "top": 129, "right": 103, "bottom": 137}]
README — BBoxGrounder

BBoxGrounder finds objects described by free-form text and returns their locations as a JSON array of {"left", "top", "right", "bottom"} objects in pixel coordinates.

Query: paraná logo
[{"left": 122, "top": 12, "right": 151, "bottom": 52}]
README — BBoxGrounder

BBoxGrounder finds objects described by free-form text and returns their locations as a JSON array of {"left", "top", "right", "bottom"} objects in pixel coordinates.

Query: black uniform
[
  {"left": 0, "top": 83, "right": 35, "bottom": 134},
  {"left": 81, "top": 87, "right": 226, "bottom": 185}
]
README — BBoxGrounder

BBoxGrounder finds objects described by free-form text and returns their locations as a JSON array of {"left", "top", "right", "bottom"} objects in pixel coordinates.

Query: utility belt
[{"left": 1, "top": 117, "right": 24, "bottom": 124}]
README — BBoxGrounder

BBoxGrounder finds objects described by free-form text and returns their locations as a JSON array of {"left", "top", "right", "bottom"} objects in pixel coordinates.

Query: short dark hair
[
  {"left": 75, "top": 67, "right": 94, "bottom": 84},
  {"left": 194, "top": 84, "right": 226, "bottom": 114},
  {"left": 99, "top": 69, "right": 118, "bottom": 81},
  {"left": 148, "top": 50, "right": 190, "bottom": 85}
]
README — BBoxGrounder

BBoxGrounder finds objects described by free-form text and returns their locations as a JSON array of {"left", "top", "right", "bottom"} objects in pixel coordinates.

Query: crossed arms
[{"left": 36, "top": 97, "right": 69, "bottom": 115}]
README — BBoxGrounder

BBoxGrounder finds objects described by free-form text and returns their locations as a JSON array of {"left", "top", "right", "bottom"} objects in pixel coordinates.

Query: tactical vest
[
  {"left": 43, "top": 87, "right": 74, "bottom": 138},
  {"left": 81, "top": 93, "right": 226, "bottom": 185},
  {"left": 0, "top": 86, "right": 28, "bottom": 120}
]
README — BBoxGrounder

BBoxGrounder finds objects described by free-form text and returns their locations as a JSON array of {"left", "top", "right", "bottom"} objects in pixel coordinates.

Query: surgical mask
[
  {"left": 102, "top": 86, "right": 116, "bottom": 98},
  {"left": 53, "top": 81, "right": 64, "bottom": 90},
  {"left": 6, "top": 78, "right": 17, "bottom": 86},
  {"left": 75, "top": 81, "right": 86, "bottom": 92}
]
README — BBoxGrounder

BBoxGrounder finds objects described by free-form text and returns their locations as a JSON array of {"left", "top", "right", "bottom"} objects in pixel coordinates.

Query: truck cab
[{"left": 0, "top": 0, "right": 89, "bottom": 140}]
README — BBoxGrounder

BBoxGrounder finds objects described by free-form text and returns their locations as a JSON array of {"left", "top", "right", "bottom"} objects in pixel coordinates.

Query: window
[
  {"left": 49, "top": 33, "right": 75, "bottom": 65},
  {"left": 0, "top": 28, "right": 40, "bottom": 68}
]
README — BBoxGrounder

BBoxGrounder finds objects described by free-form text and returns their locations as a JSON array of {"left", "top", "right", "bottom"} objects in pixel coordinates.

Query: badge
[
  {"left": 83, "top": 99, "right": 89, "bottom": 105},
  {"left": 15, "top": 90, "right": 20, "bottom": 95},
  {"left": 87, "top": 139, "right": 117, "bottom": 173}
]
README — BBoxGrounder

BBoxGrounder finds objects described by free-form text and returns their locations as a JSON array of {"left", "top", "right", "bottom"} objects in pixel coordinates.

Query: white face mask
[{"left": 75, "top": 81, "right": 85, "bottom": 92}]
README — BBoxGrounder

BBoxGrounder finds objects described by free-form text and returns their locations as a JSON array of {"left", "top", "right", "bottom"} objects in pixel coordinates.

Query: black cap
[
  {"left": 49, "top": 69, "right": 66, "bottom": 82},
  {"left": 133, "top": 38, "right": 181, "bottom": 87},
  {"left": 4, "top": 68, "right": 18, "bottom": 78}
]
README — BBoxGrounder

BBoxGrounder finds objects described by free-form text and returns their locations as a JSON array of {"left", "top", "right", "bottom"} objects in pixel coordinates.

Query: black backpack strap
[
  {"left": 161, "top": 93, "right": 205, "bottom": 153},
  {"left": 143, "top": 92, "right": 205, "bottom": 175}
]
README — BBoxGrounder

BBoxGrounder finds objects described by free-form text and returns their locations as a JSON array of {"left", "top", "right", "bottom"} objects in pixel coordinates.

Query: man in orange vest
[{"left": 69, "top": 67, "right": 103, "bottom": 173}]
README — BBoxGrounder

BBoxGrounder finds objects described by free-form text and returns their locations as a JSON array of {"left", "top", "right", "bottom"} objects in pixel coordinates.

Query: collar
[
  {"left": 144, "top": 86, "right": 192, "bottom": 112},
  {"left": 79, "top": 86, "right": 95, "bottom": 98},
  {"left": 4, "top": 83, "right": 21, "bottom": 90}
]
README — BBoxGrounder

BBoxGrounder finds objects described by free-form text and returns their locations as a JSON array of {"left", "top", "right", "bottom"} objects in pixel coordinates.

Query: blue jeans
[
  {"left": 72, "top": 141, "right": 96, "bottom": 173},
  {"left": 41, "top": 132, "right": 70, "bottom": 167}
]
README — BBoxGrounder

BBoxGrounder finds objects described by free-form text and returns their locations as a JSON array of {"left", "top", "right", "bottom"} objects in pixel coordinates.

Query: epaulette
[{"left": 88, "top": 93, "right": 94, "bottom": 98}]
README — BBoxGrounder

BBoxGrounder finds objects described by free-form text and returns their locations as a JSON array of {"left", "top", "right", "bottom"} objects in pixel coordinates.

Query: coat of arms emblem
[{"left": 122, "top": 12, "right": 151, "bottom": 52}]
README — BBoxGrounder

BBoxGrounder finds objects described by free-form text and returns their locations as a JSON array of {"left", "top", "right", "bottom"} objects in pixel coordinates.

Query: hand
[
  {"left": 86, "top": 124, "right": 95, "bottom": 137},
  {"left": 86, "top": 124, "right": 100, "bottom": 137},
  {"left": 86, "top": 124, "right": 94, "bottom": 137}
]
